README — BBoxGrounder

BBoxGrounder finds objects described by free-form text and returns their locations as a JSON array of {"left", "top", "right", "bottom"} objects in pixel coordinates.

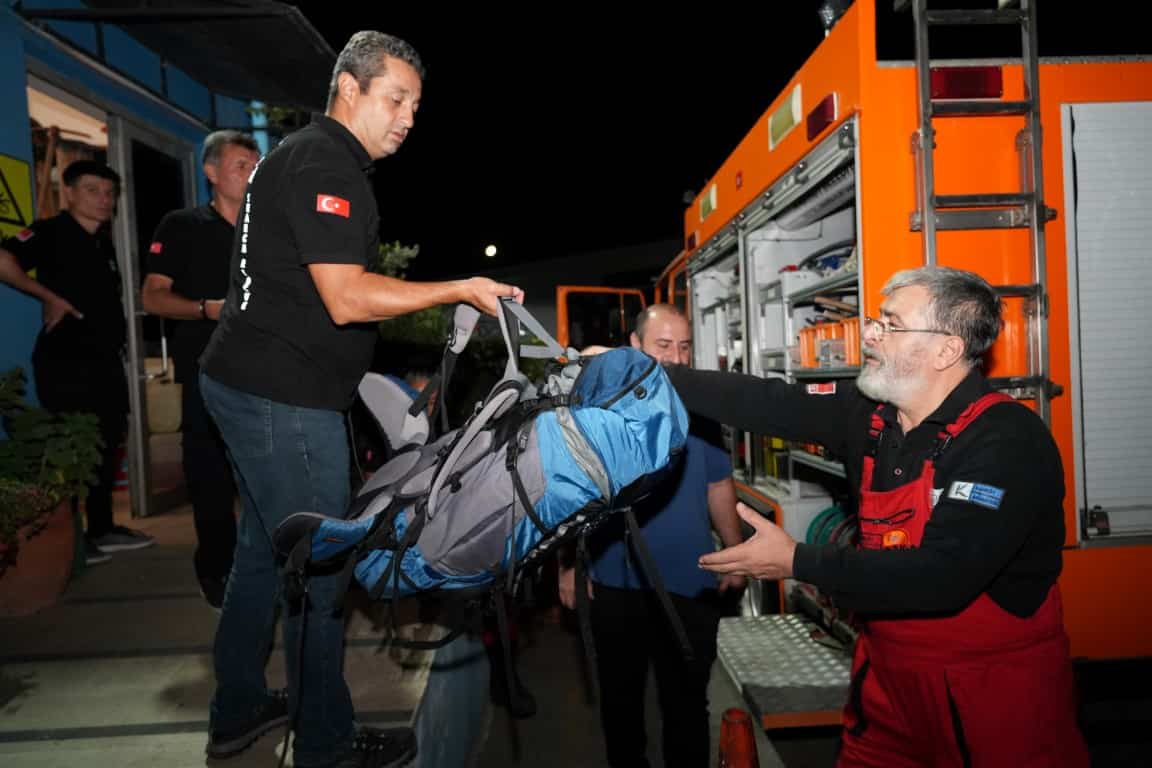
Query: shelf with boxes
[
  {"left": 750, "top": 208, "right": 858, "bottom": 375},
  {"left": 746, "top": 203, "right": 859, "bottom": 482},
  {"left": 787, "top": 269, "right": 861, "bottom": 373}
]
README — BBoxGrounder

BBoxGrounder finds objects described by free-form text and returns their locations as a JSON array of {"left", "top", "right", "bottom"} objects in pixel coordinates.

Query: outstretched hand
[
  {"left": 698, "top": 502, "right": 797, "bottom": 581},
  {"left": 464, "top": 277, "right": 523, "bottom": 316},
  {"left": 43, "top": 294, "right": 83, "bottom": 332}
]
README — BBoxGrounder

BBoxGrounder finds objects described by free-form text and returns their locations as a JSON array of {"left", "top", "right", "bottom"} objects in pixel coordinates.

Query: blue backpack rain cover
[{"left": 273, "top": 299, "right": 688, "bottom": 600}]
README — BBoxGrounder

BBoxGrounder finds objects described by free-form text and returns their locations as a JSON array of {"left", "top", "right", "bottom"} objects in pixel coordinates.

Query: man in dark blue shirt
[{"left": 560, "top": 304, "right": 745, "bottom": 768}]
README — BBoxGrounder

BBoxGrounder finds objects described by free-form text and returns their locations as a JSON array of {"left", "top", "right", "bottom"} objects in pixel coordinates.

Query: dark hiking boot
[{"left": 205, "top": 689, "right": 289, "bottom": 759}]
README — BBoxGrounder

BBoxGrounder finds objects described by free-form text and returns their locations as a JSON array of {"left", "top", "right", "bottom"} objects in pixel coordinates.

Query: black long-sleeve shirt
[{"left": 665, "top": 366, "right": 1066, "bottom": 619}]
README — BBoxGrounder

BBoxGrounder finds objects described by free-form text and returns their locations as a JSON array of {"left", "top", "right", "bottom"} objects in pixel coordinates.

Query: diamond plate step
[{"left": 717, "top": 614, "right": 851, "bottom": 729}]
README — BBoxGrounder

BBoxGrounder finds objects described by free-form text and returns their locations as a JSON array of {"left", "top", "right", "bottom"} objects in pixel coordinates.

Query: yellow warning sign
[{"left": 0, "top": 153, "right": 34, "bottom": 241}]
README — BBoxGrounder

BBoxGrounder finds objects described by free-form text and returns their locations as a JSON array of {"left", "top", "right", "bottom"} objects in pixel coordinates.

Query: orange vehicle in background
[{"left": 554, "top": 250, "right": 690, "bottom": 351}]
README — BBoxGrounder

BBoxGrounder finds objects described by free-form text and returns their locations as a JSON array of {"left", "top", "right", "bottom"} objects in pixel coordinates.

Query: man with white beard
[{"left": 663, "top": 266, "right": 1089, "bottom": 768}]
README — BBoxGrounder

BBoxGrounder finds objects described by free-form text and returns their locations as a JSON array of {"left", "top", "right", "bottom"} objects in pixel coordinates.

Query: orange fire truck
[{"left": 636, "top": 0, "right": 1152, "bottom": 730}]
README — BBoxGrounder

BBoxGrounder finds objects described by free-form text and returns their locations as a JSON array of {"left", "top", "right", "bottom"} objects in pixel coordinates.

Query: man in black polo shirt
[
  {"left": 670, "top": 266, "right": 1088, "bottom": 767},
  {"left": 198, "top": 31, "right": 522, "bottom": 768},
  {"left": 0, "top": 160, "right": 155, "bottom": 565},
  {"left": 142, "top": 130, "right": 261, "bottom": 609}
]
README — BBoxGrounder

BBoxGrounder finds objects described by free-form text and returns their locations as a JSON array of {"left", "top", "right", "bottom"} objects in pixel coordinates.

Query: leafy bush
[
  {"left": 0, "top": 368, "right": 103, "bottom": 572},
  {"left": 372, "top": 241, "right": 450, "bottom": 346}
]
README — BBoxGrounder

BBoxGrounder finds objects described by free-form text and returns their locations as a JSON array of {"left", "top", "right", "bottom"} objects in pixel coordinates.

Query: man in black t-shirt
[
  {"left": 0, "top": 160, "right": 155, "bottom": 564},
  {"left": 142, "top": 130, "right": 261, "bottom": 609},
  {"left": 197, "top": 32, "right": 523, "bottom": 768}
]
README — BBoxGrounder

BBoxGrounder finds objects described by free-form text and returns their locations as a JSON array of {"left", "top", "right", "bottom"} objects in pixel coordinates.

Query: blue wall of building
[
  {"left": 0, "top": 5, "right": 42, "bottom": 390},
  {"left": 166, "top": 65, "right": 212, "bottom": 123},
  {"left": 215, "top": 95, "right": 253, "bottom": 132},
  {"left": 21, "top": 0, "right": 218, "bottom": 127},
  {"left": 102, "top": 24, "right": 163, "bottom": 93},
  {"left": 24, "top": 0, "right": 99, "bottom": 57},
  {"left": 22, "top": 35, "right": 209, "bottom": 147}
]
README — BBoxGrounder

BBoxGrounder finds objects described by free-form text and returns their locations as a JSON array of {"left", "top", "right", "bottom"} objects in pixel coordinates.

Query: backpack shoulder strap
[
  {"left": 496, "top": 296, "right": 574, "bottom": 365},
  {"left": 423, "top": 298, "right": 575, "bottom": 521}
]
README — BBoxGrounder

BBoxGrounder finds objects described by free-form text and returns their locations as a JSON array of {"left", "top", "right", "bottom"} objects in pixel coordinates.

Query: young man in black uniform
[
  {"left": 670, "top": 266, "right": 1088, "bottom": 767},
  {"left": 142, "top": 130, "right": 261, "bottom": 609},
  {"left": 198, "top": 31, "right": 523, "bottom": 768},
  {"left": 0, "top": 160, "right": 155, "bottom": 564}
]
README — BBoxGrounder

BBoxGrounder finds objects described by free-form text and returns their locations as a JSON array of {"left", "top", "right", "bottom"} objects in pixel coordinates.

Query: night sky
[
  {"left": 288, "top": 2, "right": 826, "bottom": 280},
  {"left": 287, "top": 2, "right": 1145, "bottom": 282}
]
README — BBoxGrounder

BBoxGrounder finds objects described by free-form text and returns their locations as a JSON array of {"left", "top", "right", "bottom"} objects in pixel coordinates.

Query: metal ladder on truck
[{"left": 899, "top": 0, "right": 1060, "bottom": 424}]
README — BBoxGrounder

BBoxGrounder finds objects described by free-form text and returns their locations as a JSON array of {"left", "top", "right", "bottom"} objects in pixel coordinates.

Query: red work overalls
[{"left": 837, "top": 393, "right": 1089, "bottom": 768}]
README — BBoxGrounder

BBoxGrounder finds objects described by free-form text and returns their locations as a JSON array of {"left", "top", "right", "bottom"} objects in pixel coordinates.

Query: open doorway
[
  {"left": 117, "top": 129, "right": 195, "bottom": 516},
  {"left": 26, "top": 82, "right": 108, "bottom": 221}
]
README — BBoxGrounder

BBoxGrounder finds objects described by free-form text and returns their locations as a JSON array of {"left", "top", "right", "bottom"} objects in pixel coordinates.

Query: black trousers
[
  {"left": 181, "top": 371, "right": 237, "bottom": 582},
  {"left": 589, "top": 584, "right": 722, "bottom": 768},
  {"left": 33, "top": 352, "right": 127, "bottom": 539}
]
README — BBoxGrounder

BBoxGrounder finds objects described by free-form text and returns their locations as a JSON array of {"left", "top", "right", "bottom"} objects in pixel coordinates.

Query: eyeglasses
[{"left": 863, "top": 316, "right": 952, "bottom": 340}]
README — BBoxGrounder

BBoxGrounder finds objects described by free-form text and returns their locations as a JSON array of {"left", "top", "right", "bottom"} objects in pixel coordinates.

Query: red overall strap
[
  {"left": 931, "top": 391, "right": 1015, "bottom": 459},
  {"left": 861, "top": 403, "right": 887, "bottom": 488},
  {"left": 862, "top": 392, "right": 1016, "bottom": 500}
]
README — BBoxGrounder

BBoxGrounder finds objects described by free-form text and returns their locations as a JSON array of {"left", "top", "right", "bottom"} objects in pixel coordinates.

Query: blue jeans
[{"left": 200, "top": 373, "right": 354, "bottom": 766}]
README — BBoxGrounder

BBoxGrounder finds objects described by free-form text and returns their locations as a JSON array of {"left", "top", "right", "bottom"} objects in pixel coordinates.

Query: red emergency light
[
  {"left": 806, "top": 93, "right": 838, "bottom": 141},
  {"left": 930, "top": 66, "right": 1003, "bottom": 100}
]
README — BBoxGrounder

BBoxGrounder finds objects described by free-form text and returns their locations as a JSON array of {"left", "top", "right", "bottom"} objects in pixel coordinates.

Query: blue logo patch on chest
[{"left": 947, "top": 481, "right": 1005, "bottom": 509}]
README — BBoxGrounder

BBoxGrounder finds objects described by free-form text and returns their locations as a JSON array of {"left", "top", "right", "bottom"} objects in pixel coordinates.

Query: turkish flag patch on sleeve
[
  {"left": 149, "top": 241, "right": 163, "bottom": 254},
  {"left": 316, "top": 194, "right": 351, "bottom": 218},
  {"left": 15, "top": 228, "right": 34, "bottom": 242},
  {"left": 806, "top": 382, "right": 837, "bottom": 395}
]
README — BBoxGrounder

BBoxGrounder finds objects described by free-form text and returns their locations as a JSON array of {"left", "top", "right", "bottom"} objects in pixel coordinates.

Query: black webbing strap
[
  {"left": 623, "top": 507, "right": 695, "bottom": 661},
  {"left": 493, "top": 591, "right": 519, "bottom": 722},
  {"left": 409, "top": 372, "right": 441, "bottom": 418},
  {"left": 508, "top": 450, "right": 548, "bottom": 536},
  {"left": 574, "top": 532, "right": 600, "bottom": 704},
  {"left": 385, "top": 622, "right": 470, "bottom": 651},
  {"left": 277, "top": 537, "right": 311, "bottom": 768}
]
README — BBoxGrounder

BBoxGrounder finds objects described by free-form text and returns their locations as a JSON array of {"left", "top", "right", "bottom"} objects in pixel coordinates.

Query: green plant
[
  {"left": 371, "top": 239, "right": 421, "bottom": 279},
  {"left": 0, "top": 368, "right": 103, "bottom": 573},
  {"left": 373, "top": 241, "right": 451, "bottom": 346}
]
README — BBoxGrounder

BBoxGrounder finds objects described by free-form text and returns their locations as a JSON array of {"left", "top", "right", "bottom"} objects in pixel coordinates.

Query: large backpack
[{"left": 272, "top": 299, "right": 689, "bottom": 605}]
